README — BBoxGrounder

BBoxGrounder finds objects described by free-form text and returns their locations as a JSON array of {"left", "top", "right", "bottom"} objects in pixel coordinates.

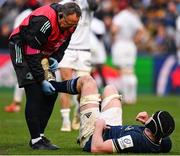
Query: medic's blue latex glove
[
  {"left": 41, "top": 80, "right": 55, "bottom": 95},
  {"left": 49, "top": 57, "right": 58, "bottom": 72}
]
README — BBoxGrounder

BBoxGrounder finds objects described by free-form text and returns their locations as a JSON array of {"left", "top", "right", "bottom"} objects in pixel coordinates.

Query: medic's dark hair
[
  {"left": 58, "top": 2, "right": 81, "bottom": 18},
  {"left": 51, "top": 2, "right": 81, "bottom": 19}
]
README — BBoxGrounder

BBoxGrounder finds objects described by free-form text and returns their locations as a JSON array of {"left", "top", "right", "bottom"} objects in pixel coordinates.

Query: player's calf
[{"left": 76, "top": 76, "right": 101, "bottom": 148}]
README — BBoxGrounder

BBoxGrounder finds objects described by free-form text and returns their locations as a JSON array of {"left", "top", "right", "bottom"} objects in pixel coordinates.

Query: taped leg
[
  {"left": 72, "top": 70, "right": 90, "bottom": 130},
  {"left": 78, "top": 94, "right": 101, "bottom": 148},
  {"left": 100, "top": 85, "right": 123, "bottom": 126}
]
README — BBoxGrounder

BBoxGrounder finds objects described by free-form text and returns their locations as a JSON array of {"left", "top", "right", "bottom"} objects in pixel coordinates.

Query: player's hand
[
  {"left": 136, "top": 111, "right": 149, "bottom": 124},
  {"left": 49, "top": 57, "right": 58, "bottom": 72},
  {"left": 41, "top": 80, "right": 55, "bottom": 95}
]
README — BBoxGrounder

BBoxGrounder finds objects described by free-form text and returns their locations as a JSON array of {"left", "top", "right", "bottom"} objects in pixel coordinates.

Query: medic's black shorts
[{"left": 9, "top": 39, "right": 36, "bottom": 87}]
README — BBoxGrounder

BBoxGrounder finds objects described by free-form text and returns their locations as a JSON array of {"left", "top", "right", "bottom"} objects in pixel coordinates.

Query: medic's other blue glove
[
  {"left": 41, "top": 80, "right": 55, "bottom": 95},
  {"left": 49, "top": 57, "right": 58, "bottom": 72}
]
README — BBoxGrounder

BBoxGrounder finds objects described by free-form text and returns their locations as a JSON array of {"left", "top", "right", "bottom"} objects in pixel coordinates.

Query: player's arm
[
  {"left": 136, "top": 111, "right": 149, "bottom": 124},
  {"left": 91, "top": 119, "right": 113, "bottom": 153},
  {"left": 132, "top": 18, "right": 149, "bottom": 46},
  {"left": 133, "top": 27, "right": 148, "bottom": 46},
  {"left": 111, "top": 18, "right": 120, "bottom": 42}
]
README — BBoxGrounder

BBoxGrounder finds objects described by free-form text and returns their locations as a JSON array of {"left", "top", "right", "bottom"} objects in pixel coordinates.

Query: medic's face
[{"left": 58, "top": 13, "right": 79, "bottom": 31}]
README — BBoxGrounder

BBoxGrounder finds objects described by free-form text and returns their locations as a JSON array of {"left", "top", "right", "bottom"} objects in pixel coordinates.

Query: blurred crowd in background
[
  {"left": 1, "top": 0, "right": 180, "bottom": 56},
  {"left": 0, "top": 0, "right": 180, "bottom": 96}
]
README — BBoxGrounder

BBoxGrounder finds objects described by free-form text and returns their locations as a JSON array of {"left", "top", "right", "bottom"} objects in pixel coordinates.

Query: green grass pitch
[{"left": 0, "top": 89, "right": 180, "bottom": 155}]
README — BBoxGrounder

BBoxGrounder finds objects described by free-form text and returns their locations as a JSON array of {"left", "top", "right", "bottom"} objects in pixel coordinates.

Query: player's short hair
[{"left": 145, "top": 111, "right": 175, "bottom": 139}]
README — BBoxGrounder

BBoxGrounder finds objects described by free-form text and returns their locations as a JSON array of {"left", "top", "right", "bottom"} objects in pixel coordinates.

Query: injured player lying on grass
[{"left": 41, "top": 58, "right": 175, "bottom": 154}]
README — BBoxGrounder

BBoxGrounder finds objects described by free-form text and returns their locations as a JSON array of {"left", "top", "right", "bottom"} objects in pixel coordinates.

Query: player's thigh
[
  {"left": 91, "top": 41, "right": 107, "bottom": 64},
  {"left": 60, "top": 68, "right": 74, "bottom": 80},
  {"left": 77, "top": 51, "right": 92, "bottom": 72},
  {"left": 58, "top": 49, "right": 78, "bottom": 69},
  {"left": 100, "top": 108, "right": 122, "bottom": 126},
  {"left": 112, "top": 42, "right": 137, "bottom": 67},
  {"left": 100, "top": 85, "right": 123, "bottom": 126}
]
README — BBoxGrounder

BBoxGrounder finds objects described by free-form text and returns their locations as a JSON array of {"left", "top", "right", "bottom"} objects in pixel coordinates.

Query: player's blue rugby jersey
[{"left": 83, "top": 125, "right": 165, "bottom": 153}]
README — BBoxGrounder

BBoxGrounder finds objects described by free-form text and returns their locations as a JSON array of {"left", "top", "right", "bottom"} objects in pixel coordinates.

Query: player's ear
[{"left": 58, "top": 12, "right": 64, "bottom": 19}]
